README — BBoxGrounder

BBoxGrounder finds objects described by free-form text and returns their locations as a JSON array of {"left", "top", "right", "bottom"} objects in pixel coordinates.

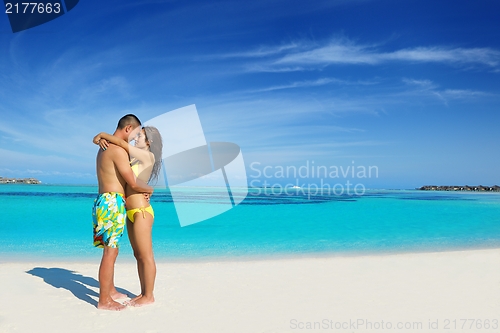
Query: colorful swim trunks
[{"left": 92, "top": 192, "right": 126, "bottom": 248}]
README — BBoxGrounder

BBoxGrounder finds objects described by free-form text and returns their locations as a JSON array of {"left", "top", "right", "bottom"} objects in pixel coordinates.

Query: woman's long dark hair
[{"left": 143, "top": 126, "right": 163, "bottom": 184}]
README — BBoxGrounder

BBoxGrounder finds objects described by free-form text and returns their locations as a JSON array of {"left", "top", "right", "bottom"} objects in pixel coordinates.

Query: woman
[{"left": 93, "top": 126, "right": 163, "bottom": 307}]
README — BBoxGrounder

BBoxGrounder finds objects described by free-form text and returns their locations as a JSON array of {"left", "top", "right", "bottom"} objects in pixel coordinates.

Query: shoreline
[{"left": 2, "top": 243, "right": 500, "bottom": 264}]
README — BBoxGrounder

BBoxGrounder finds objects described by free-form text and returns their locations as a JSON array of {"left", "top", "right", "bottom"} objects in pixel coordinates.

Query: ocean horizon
[{"left": 1, "top": 184, "right": 499, "bottom": 262}]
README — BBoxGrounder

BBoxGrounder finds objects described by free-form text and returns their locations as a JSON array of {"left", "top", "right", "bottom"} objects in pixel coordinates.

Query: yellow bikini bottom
[{"left": 127, "top": 205, "right": 154, "bottom": 223}]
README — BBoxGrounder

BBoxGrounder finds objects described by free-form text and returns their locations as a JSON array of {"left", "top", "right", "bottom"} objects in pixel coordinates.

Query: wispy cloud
[
  {"left": 440, "top": 89, "right": 489, "bottom": 98},
  {"left": 243, "top": 65, "right": 306, "bottom": 73},
  {"left": 277, "top": 43, "right": 500, "bottom": 67},
  {"left": 402, "top": 78, "right": 436, "bottom": 88},
  {"left": 0, "top": 148, "right": 95, "bottom": 179},
  {"left": 0, "top": 110, "right": 103, "bottom": 158},
  {"left": 384, "top": 47, "right": 500, "bottom": 67},
  {"left": 228, "top": 38, "right": 500, "bottom": 72},
  {"left": 207, "top": 42, "right": 301, "bottom": 59},
  {"left": 78, "top": 76, "right": 132, "bottom": 101},
  {"left": 243, "top": 77, "right": 376, "bottom": 93},
  {"left": 431, "top": 89, "right": 490, "bottom": 105},
  {"left": 401, "top": 78, "right": 492, "bottom": 104},
  {"left": 242, "top": 140, "right": 386, "bottom": 165}
]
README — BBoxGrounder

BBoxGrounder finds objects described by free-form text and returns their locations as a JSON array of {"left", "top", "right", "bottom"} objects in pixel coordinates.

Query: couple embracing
[{"left": 91, "top": 114, "right": 163, "bottom": 311}]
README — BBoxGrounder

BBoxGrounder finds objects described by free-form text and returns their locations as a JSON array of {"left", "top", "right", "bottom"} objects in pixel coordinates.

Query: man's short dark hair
[{"left": 117, "top": 114, "right": 141, "bottom": 129}]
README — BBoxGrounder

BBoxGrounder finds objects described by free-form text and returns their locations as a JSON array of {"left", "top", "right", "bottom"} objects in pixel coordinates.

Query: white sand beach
[{"left": 1, "top": 249, "right": 499, "bottom": 333}]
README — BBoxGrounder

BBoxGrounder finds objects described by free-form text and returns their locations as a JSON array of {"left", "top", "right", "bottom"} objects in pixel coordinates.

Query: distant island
[
  {"left": 0, "top": 177, "right": 41, "bottom": 184},
  {"left": 419, "top": 185, "right": 500, "bottom": 192}
]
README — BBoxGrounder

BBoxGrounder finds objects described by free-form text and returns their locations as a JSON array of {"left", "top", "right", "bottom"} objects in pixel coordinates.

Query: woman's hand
[
  {"left": 99, "top": 139, "right": 109, "bottom": 151},
  {"left": 92, "top": 133, "right": 102, "bottom": 145},
  {"left": 93, "top": 133, "right": 109, "bottom": 150}
]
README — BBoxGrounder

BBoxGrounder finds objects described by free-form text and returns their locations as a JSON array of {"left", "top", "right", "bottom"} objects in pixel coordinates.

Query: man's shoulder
[
  {"left": 107, "top": 145, "right": 127, "bottom": 155},
  {"left": 107, "top": 145, "right": 129, "bottom": 163}
]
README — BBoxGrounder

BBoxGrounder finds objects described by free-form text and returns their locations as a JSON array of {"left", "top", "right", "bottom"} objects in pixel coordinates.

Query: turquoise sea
[{"left": 1, "top": 184, "right": 500, "bottom": 262}]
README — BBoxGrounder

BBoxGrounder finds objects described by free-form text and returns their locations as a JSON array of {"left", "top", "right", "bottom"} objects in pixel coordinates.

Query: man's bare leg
[
  {"left": 110, "top": 289, "right": 128, "bottom": 300},
  {"left": 98, "top": 246, "right": 126, "bottom": 311},
  {"left": 110, "top": 271, "right": 128, "bottom": 301},
  {"left": 110, "top": 270, "right": 128, "bottom": 300}
]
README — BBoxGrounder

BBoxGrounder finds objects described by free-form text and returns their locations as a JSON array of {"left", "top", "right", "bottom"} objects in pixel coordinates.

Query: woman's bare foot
[
  {"left": 124, "top": 294, "right": 142, "bottom": 306},
  {"left": 97, "top": 299, "right": 127, "bottom": 311},
  {"left": 129, "top": 295, "right": 155, "bottom": 307},
  {"left": 130, "top": 294, "right": 142, "bottom": 302}
]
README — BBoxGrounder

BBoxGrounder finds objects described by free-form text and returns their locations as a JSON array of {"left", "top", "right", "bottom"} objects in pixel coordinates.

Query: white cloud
[
  {"left": 209, "top": 42, "right": 301, "bottom": 59},
  {"left": 79, "top": 76, "right": 131, "bottom": 100},
  {"left": 243, "top": 77, "right": 377, "bottom": 93},
  {"left": 231, "top": 38, "right": 500, "bottom": 71},
  {"left": 402, "top": 78, "right": 435, "bottom": 88},
  {"left": 0, "top": 114, "right": 99, "bottom": 158},
  {"left": 0, "top": 148, "right": 93, "bottom": 168},
  {"left": 400, "top": 78, "right": 492, "bottom": 104},
  {"left": 243, "top": 140, "right": 385, "bottom": 166},
  {"left": 244, "top": 78, "right": 336, "bottom": 93},
  {"left": 244, "top": 65, "right": 306, "bottom": 73},
  {"left": 275, "top": 40, "right": 377, "bottom": 65},
  {"left": 384, "top": 47, "right": 500, "bottom": 67},
  {"left": 441, "top": 89, "right": 489, "bottom": 98}
]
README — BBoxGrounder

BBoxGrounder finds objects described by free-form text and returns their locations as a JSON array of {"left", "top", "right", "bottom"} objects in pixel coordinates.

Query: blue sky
[{"left": 0, "top": 0, "right": 499, "bottom": 188}]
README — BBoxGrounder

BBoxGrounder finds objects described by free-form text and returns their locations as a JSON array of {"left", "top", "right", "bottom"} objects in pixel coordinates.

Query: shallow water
[{"left": 1, "top": 185, "right": 499, "bottom": 261}]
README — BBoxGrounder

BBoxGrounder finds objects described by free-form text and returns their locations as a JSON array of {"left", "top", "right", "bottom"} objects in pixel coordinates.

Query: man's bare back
[{"left": 96, "top": 144, "right": 129, "bottom": 195}]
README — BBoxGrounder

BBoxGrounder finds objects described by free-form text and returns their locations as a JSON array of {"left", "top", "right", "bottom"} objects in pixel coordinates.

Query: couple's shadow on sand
[{"left": 26, "top": 267, "right": 134, "bottom": 308}]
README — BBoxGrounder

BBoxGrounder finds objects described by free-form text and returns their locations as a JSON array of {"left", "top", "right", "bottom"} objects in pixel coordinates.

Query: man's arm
[{"left": 113, "top": 148, "right": 153, "bottom": 194}]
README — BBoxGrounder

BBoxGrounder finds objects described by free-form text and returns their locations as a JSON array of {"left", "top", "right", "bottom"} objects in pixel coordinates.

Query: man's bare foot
[
  {"left": 97, "top": 299, "right": 127, "bottom": 311},
  {"left": 110, "top": 290, "right": 128, "bottom": 300},
  {"left": 129, "top": 295, "right": 155, "bottom": 307}
]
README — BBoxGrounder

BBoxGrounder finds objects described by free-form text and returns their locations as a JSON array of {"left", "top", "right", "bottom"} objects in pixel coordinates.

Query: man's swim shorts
[{"left": 92, "top": 192, "right": 126, "bottom": 248}]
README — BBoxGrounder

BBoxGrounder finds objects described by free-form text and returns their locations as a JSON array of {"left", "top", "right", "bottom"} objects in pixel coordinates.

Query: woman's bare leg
[
  {"left": 128, "top": 212, "right": 155, "bottom": 306},
  {"left": 127, "top": 217, "right": 145, "bottom": 300}
]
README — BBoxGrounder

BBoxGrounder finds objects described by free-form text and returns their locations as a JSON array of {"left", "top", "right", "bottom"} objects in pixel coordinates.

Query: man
[{"left": 92, "top": 114, "right": 153, "bottom": 311}]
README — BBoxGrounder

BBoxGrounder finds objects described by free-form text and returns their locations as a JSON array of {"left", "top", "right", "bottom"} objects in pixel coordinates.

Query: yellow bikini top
[{"left": 130, "top": 159, "right": 140, "bottom": 177}]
